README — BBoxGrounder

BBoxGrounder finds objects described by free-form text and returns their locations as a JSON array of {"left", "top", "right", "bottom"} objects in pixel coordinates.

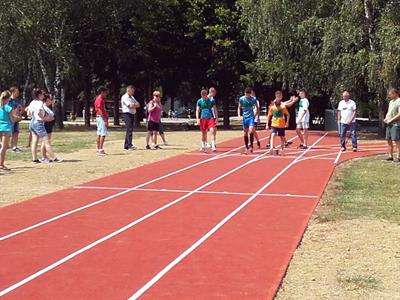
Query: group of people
[
  {"left": 0, "top": 87, "right": 62, "bottom": 171},
  {"left": 1, "top": 84, "right": 399, "bottom": 172}
]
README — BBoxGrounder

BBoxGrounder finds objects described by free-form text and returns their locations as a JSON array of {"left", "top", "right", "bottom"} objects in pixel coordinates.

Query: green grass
[
  {"left": 318, "top": 156, "right": 400, "bottom": 223},
  {"left": 5, "top": 128, "right": 132, "bottom": 162},
  {"left": 337, "top": 274, "right": 381, "bottom": 291}
]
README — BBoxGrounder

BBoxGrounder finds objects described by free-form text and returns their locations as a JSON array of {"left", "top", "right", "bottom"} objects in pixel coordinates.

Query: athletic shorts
[
  {"left": 12, "top": 122, "right": 20, "bottom": 133},
  {"left": 96, "top": 117, "right": 108, "bottom": 137},
  {"left": 386, "top": 125, "right": 400, "bottom": 141},
  {"left": 200, "top": 118, "right": 216, "bottom": 131},
  {"left": 0, "top": 131, "right": 12, "bottom": 137},
  {"left": 243, "top": 116, "right": 255, "bottom": 129},
  {"left": 30, "top": 121, "right": 48, "bottom": 138},
  {"left": 296, "top": 122, "right": 309, "bottom": 129},
  {"left": 271, "top": 127, "right": 285, "bottom": 137},
  {"left": 45, "top": 121, "right": 55, "bottom": 134},
  {"left": 147, "top": 120, "right": 160, "bottom": 132}
]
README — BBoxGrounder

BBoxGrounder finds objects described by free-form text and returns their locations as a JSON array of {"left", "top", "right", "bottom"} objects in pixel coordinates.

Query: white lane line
[
  {"left": 334, "top": 150, "right": 344, "bottom": 165},
  {"left": 0, "top": 143, "right": 276, "bottom": 297},
  {"left": 74, "top": 186, "right": 318, "bottom": 199},
  {"left": 128, "top": 132, "right": 328, "bottom": 300},
  {"left": 0, "top": 138, "right": 267, "bottom": 242}
]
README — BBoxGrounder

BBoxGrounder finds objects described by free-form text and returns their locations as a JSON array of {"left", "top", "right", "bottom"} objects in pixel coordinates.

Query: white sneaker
[
  {"left": 211, "top": 146, "right": 216, "bottom": 152},
  {"left": 51, "top": 157, "right": 64, "bottom": 163},
  {"left": 163, "top": 141, "right": 169, "bottom": 146},
  {"left": 40, "top": 157, "right": 50, "bottom": 163}
]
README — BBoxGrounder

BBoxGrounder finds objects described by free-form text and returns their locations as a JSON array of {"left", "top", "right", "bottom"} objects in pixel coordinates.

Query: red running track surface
[{"left": 0, "top": 131, "right": 386, "bottom": 299}]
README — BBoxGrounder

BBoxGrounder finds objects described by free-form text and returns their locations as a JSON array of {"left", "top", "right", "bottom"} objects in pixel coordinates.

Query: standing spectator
[
  {"left": 121, "top": 85, "right": 140, "bottom": 151},
  {"left": 9, "top": 86, "right": 23, "bottom": 152},
  {"left": 384, "top": 88, "right": 400, "bottom": 162},
  {"left": 337, "top": 91, "right": 357, "bottom": 152},
  {"left": 146, "top": 91, "right": 162, "bottom": 150},
  {"left": 0, "top": 90, "right": 21, "bottom": 171},
  {"left": 28, "top": 88, "right": 62, "bottom": 163},
  {"left": 94, "top": 87, "right": 109, "bottom": 156},
  {"left": 158, "top": 122, "right": 169, "bottom": 146},
  {"left": 41, "top": 94, "right": 56, "bottom": 162}
]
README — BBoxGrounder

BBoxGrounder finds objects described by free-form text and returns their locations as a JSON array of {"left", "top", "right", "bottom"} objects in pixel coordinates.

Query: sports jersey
[
  {"left": 197, "top": 98, "right": 216, "bottom": 119},
  {"left": 268, "top": 103, "right": 289, "bottom": 128},
  {"left": 239, "top": 96, "right": 257, "bottom": 119}
]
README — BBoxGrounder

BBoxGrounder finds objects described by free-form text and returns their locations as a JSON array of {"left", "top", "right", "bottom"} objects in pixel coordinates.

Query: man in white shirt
[
  {"left": 296, "top": 89, "right": 310, "bottom": 149},
  {"left": 121, "top": 85, "right": 140, "bottom": 150},
  {"left": 337, "top": 91, "right": 357, "bottom": 151}
]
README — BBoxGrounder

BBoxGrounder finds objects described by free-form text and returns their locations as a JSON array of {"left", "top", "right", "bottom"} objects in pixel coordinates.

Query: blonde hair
[
  {"left": 153, "top": 90, "right": 161, "bottom": 97},
  {"left": 0, "top": 90, "right": 11, "bottom": 107}
]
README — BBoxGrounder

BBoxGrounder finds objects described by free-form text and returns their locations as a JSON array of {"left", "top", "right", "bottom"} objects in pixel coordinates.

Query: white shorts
[{"left": 296, "top": 122, "right": 309, "bottom": 129}]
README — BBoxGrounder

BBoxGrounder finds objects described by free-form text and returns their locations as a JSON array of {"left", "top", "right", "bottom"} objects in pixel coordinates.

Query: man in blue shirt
[
  {"left": 238, "top": 87, "right": 259, "bottom": 154},
  {"left": 196, "top": 89, "right": 218, "bottom": 152},
  {"left": 9, "top": 86, "right": 23, "bottom": 152}
]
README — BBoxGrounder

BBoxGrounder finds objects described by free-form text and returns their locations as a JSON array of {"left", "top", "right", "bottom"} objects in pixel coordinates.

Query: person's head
[
  {"left": 244, "top": 87, "right": 253, "bottom": 97},
  {"left": 127, "top": 85, "right": 135, "bottom": 96},
  {"left": 388, "top": 88, "right": 399, "bottom": 100},
  {"left": 342, "top": 91, "right": 350, "bottom": 101},
  {"left": 153, "top": 90, "right": 161, "bottom": 102},
  {"left": 209, "top": 87, "right": 216, "bottom": 97},
  {"left": 32, "top": 88, "right": 44, "bottom": 100},
  {"left": 201, "top": 89, "right": 208, "bottom": 100},
  {"left": 97, "top": 86, "right": 108, "bottom": 97},
  {"left": 43, "top": 93, "right": 53, "bottom": 106},
  {"left": 0, "top": 90, "right": 11, "bottom": 107},
  {"left": 299, "top": 89, "right": 307, "bottom": 99},
  {"left": 275, "top": 90, "right": 283, "bottom": 102},
  {"left": 9, "top": 86, "right": 19, "bottom": 98},
  {"left": 251, "top": 90, "right": 256, "bottom": 97}
]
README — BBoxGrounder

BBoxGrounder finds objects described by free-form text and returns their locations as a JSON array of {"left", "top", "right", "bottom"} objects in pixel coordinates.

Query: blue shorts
[
  {"left": 271, "top": 127, "right": 285, "bottom": 136},
  {"left": 243, "top": 116, "right": 255, "bottom": 129},
  {"left": 96, "top": 117, "right": 108, "bottom": 137},
  {"left": 30, "top": 121, "right": 48, "bottom": 138},
  {"left": 12, "top": 122, "right": 20, "bottom": 133}
]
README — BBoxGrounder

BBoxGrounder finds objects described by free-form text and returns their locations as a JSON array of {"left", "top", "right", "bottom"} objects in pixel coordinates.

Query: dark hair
[
  {"left": 9, "top": 86, "right": 19, "bottom": 93},
  {"left": 201, "top": 89, "right": 208, "bottom": 96},
  {"left": 275, "top": 90, "right": 283, "bottom": 95},
  {"left": 389, "top": 88, "right": 399, "bottom": 96},
  {"left": 97, "top": 86, "right": 108, "bottom": 94},
  {"left": 245, "top": 87, "right": 253, "bottom": 94},
  {"left": 32, "top": 88, "right": 44, "bottom": 99},
  {"left": 43, "top": 93, "right": 52, "bottom": 102}
]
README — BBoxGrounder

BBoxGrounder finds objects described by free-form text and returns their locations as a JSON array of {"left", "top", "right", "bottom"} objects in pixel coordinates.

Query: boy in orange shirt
[{"left": 266, "top": 96, "right": 290, "bottom": 154}]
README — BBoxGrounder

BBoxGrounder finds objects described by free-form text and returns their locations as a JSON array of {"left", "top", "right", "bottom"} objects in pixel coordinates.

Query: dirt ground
[{"left": 0, "top": 130, "right": 239, "bottom": 207}]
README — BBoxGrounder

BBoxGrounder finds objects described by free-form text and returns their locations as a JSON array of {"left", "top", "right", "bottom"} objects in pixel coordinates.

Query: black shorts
[
  {"left": 147, "top": 120, "right": 160, "bottom": 132},
  {"left": 271, "top": 127, "right": 285, "bottom": 137},
  {"left": 45, "top": 121, "right": 55, "bottom": 134}
]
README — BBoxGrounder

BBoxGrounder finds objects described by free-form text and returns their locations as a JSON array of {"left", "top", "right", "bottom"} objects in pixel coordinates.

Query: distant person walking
[
  {"left": 41, "top": 94, "right": 56, "bottom": 162},
  {"left": 121, "top": 85, "right": 140, "bottom": 151},
  {"left": 9, "top": 86, "right": 23, "bottom": 152},
  {"left": 146, "top": 91, "right": 162, "bottom": 150},
  {"left": 0, "top": 90, "right": 21, "bottom": 171},
  {"left": 196, "top": 89, "right": 218, "bottom": 152},
  {"left": 384, "top": 88, "right": 400, "bottom": 162},
  {"left": 337, "top": 91, "right": 357, "bottom": 152},
  {"left": 94, "top": 87, "right": 109, "bottom": 156}
]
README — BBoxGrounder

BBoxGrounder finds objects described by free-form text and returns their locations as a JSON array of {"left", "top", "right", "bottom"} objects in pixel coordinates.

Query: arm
[
  {"left": 237, "top": 102, "right": 241, "bottom": 118},
  {"left": 255, "top": 101, "right": 260, "bottom": 119},
  {"left": 285, "top": 112, "right": 290, "bottom": 128},
  {"left": 348, "top": 110, "right": 356, "bottom": 124},
  {"left": 147, "top": 101, "right": 156, "bottom": 112},
  {"left": 196, "top": 105, "right": 200, "bottom": 125},
  {"left": 266, "top": 108, "right": 272, "bottom": 130},
  {"left": 213, "top": 105, "right": 218, "bottom": 121},
  {"left": 10, "top": 108, "right": 22, "bottom": 123},
  {"left": 337, "top": 110, "right": 341, "bottom": 124},
  {"left": 385, "top": 106, "right": 400, "bottom": 124}
]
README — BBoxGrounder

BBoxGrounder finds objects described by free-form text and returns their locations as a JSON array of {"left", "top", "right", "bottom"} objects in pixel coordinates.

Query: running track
[{"left": 0, "top": 131, "right": 386, "bottom": 299}]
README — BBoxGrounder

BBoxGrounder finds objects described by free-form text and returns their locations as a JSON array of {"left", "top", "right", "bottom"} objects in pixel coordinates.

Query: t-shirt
[
  {"left": 121, "top": 93, "right": 138, "bottom": 114},
  {"left": 94, "top": 95, "right": 108, "bottom": 119},
  {"left": 338, "top": 99, "right": 356, "bottom": 124},
  {"left": 0, "top": 104, "right": 13, "bottom": 132},
  {"left": 239, "top": 96, "right": 257, "bottom": 119},
  {"left": 296, "top": 98, "right": 310, "bottom": 123},
  {"left": 385, "top": 98, "right": 400, "bottom": 126},
  {"left": 44, "top": 105, "right": 55, "bottom": 119},
  {"left": 9, "top": 98, "right": 22, "bottom": 110},
  {"left": 28, "top": 100, "right": 45, "bottom": 122},
  {"left": 197, "top": 98, "right": 216, "bottom": 119},
  {"left": 268, "top": 103, "right": 289, "bottom": 128},
  {"left": 148, "top": 101, "right": 162, "bottom": 123}
]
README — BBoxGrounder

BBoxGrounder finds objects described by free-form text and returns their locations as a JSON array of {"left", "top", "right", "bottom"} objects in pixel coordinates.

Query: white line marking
[
  {"left": 74, "top": 186, "right": 318, "bottom": 199},
  {"left": 0, "top": 141, "right": 277, "bottom": 297},
  {"left": 128, "top": 133, "right": 328, "bottom": 299},
  {"left": 334, "top": 150, "right": 343, "bottom": 165},
  {"left": 0, "top": 138, "right": 270, "bottom": 242}
]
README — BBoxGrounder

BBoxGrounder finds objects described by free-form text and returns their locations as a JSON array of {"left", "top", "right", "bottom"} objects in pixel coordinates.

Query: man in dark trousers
[{"left": 121, "top": 85, "right": 140, "bottom": 150}]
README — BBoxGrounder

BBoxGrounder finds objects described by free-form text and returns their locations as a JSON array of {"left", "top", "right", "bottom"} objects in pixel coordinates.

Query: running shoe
[
  {"left": 266, "top": 144, "right": 271, "bottom": 149},
  {"left": 52, "top": 158, "right": 64, "bottom": 163},
  {"left": 146, "top": 145, "right": 151, "bottom": 150},
  {"left": 211, "top": 146, "right": 216, "bottom": 152},
  {"left": 40, "top": 157, "right": 51, "bottom": 163},
  {"left": 0, "top": 166, "right": 11, "bottom": 172},
  {"left": 154, "top": 145, "right": 162, "bottom": 150},
  {"left": 341, "top": 147, "right": 346, "bottom": 151},
  {"left": 96, "top": 150, "right": 107, "bottom": 156},
  {"left": 12, "top": 147, "right": 23, "bottom": 153},
  {"left": 32, "top": 159, "right": 41, "bottom": 163},
  {"left": 352, "top": 148, "right": 358, "bottom": 152},
  {"left": 257, "top": 141, "right": 261, "bottom": 149},
  {"left": 385, "top": 157, "right": 394, "bottom": 162},
  {"left": 163, "top": 141, "right": 169, "bottom": 146}
]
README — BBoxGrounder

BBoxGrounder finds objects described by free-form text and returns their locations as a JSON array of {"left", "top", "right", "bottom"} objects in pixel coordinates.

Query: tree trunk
[
  {"left": 110, "top": 55, "right": 120, "bottom": 126},
  {"left": 37, "top": 51, "right": 54, "bottom": 95},
  {"left": 53, "top": 62, "right": 64, "bottom": 129},
  {"left": 22, "top": 61, "right": 32, "bottom": 107},
  {"left": 84, "top": 74, "right": 92, "bottom": 128}
]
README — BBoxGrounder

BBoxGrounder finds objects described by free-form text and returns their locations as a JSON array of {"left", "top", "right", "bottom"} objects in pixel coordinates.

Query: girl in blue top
[{"left": 0, "top": 90, "right": 20, "bottom": 171}]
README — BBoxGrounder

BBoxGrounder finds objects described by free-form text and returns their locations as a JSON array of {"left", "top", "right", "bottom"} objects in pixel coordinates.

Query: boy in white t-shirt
[
  {"left": 296, "top": 89, "right": 310, "bottom": 149},
  {"left": 337, "top": 91, "right": 357, "bottom": 151}
]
